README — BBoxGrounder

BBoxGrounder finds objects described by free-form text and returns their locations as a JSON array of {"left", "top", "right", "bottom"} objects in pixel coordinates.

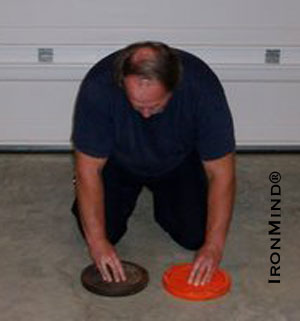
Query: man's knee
[
  {"left": 170, "top": 231, "right": 205, "bottom": 251},
  {"left": 71, "top": 199, "right": 126, "bottom": 245},
  {"left": 71, "top": 200, "right": 85, "bottom": 238},
  {"left": 105, "top": 224, "right": 127, "bottom": 245}
]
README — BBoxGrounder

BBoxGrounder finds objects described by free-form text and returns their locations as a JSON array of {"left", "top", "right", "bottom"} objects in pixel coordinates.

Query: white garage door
[{"left": 0, "top": 47, "right": 300, "bottom": 150}]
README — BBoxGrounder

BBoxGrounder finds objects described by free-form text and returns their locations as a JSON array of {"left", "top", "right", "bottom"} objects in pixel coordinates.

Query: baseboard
[{"left": 1, "top": 144, "right": 299, "bottom": 153}]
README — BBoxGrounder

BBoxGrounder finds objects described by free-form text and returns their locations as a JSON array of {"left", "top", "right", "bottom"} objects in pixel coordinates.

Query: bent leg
[
  {"left": 149, "top": 153, "right": 208, "bottom": 250},
  {"left": 71, "top": 159, "right": 142, "bottom": 245}
]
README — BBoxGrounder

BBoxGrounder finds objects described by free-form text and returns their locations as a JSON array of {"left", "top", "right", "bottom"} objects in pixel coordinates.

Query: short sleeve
[
  {"left": 72, "top": 71, "right": 114, "bottom": 158},
  {"left": 196, "top": 73, "right": 235, "bottom": 160}
]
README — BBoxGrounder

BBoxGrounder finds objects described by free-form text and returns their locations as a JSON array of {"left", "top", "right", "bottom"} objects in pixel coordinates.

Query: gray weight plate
[{"left": 81, "top": 261, "right": 149, "bottom": 297}]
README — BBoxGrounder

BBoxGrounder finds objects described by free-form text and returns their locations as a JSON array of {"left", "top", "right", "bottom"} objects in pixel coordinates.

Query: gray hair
[{"left": 114, "top": 41, "right": 182, "bottom": 92}]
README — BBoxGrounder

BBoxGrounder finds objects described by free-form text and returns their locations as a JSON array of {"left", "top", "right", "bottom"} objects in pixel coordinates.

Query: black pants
[{"left": 72, "top": 152, "right": 208, "bottom": 250}]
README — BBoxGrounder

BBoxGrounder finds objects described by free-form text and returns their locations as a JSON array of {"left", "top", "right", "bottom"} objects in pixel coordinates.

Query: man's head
[{"left": 114, "top": 41, "right": 182, "bottom": 118}]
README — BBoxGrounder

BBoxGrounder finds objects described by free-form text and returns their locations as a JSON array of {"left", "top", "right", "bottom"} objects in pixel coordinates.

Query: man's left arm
[{"left": 188, "top": 152, "right": 236, "bottom": 286}]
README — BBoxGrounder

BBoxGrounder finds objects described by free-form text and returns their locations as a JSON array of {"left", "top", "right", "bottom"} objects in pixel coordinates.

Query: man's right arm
[{"left": 75, "top": 151, "right": 126, "bottom": 282}]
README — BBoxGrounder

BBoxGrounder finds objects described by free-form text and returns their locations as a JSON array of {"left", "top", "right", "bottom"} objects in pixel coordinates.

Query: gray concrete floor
[{"left": 0, "top": 153, "right": 299, "bottom": 321}]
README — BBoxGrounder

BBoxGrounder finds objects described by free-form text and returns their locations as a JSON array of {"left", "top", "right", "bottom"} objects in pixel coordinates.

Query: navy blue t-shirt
[{"left": 72, "top": 49, "right": 235, "bottom": 176}]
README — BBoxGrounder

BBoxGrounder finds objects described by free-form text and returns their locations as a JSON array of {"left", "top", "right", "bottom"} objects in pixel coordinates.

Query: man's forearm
[
  {"left": 74, "top": 151, "right": 108, "bottom": 247},
  {"left": 202, "top": 153, "right": 236, "bottom": 251},
  {"left": 204, "top": 173, "right": 236, "bottom": 251},
  {"left": 76, "top": 173, "right": 107, "bottom": 246}
]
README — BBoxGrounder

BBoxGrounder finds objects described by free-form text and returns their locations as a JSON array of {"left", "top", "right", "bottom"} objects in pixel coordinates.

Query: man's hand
[
  {"left": 89, "top": 239, "right": 127, "bottom": 283},
  {"left": 188, "top": 243, "right": 223, "bottom": 286}
]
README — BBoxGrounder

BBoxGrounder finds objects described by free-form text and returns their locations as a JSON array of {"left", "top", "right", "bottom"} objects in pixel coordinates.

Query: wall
[{"left": 0, "top": 0, "right": 300, "bottom": 148}]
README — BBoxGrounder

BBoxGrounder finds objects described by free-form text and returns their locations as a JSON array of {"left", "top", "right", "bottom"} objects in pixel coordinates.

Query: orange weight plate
[{"left": 163, "top": 263, "right": 231, "bottom": 301}]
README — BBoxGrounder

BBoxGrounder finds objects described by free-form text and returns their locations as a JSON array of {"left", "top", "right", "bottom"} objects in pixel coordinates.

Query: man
[{"left": 72, "top": 41, "right": 236, "bottom": 286}]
